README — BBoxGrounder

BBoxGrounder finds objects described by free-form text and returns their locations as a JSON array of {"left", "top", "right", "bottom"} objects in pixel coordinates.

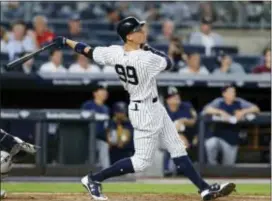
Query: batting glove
[
  {"left": 53, "top": 36, "right": 66, "bottom": 49},
  {"left": 13, "top": 137, "right": 40, "bottom": 154}
]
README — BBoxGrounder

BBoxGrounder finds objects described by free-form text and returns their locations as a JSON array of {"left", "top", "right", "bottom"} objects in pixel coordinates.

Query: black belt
[{"left": 132, "top": 97, "right": 158, "bottom": 103}]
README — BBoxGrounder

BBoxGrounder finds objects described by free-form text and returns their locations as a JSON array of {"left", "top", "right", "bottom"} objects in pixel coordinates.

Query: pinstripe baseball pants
[{"left": 128, "top": 99, "right": 187, "bottom": 172}]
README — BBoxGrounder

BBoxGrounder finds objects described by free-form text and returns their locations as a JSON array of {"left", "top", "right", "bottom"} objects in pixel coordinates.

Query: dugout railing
[
  {"left": 1, "top": 109, "right": 109, "bottom": 176},
  {"left": 1, "top": 109, "right": 270, "bottom": 177}
]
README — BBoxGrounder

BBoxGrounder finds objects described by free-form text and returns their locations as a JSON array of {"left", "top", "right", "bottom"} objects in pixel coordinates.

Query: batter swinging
[{"left": 52, "top": 16, "right": 236, "bottom": 201}]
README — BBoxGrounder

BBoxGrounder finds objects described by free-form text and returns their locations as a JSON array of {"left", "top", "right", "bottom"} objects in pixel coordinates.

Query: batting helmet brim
[{"left": 131, "top": 21, "right": 146, "bottom": 33}]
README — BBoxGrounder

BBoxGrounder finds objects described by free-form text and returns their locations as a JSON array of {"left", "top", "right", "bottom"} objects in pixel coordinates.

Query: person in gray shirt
[
  {"left": 202, "top": 85, "right": 260, "bottom": 166},
  {"left": 213, "top": 52, "right": 245, "bottom": 75}
]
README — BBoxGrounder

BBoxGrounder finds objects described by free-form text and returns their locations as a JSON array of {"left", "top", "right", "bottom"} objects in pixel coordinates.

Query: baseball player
[
  {"left": 82, "top": 83, "right": 110, "bottom": 169},
  {"left": 0, "top": 128, "right": 38, "bottom": 199},
  {"left": 163, "top": 86, "right": 198, "bottom": 177},
  {"left": 53, "top": 16, "right": 236, "bottom": 201}
]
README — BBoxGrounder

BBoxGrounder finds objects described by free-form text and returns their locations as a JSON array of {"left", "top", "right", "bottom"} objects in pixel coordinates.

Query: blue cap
[{"left": 113, "top": 102, "right": 127, "bottom": 113}]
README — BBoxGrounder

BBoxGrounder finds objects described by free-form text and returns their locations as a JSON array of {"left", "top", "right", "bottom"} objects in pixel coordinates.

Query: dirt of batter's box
[{"left": 6, "top": 193, "right": 271, "bottom": 201}]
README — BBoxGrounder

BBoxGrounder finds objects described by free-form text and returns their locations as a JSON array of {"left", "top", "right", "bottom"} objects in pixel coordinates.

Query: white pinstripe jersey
[{"left": 93, "top": 45, "right": 167, "bottom": 100}]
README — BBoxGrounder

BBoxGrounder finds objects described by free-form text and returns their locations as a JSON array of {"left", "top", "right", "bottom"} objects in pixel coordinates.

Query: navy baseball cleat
[
  {"left": 81, "top": 174, "right": 108, "bottom": 200},
  {"left": 200, "top": 183, "right": 236, "bottom": 201}
]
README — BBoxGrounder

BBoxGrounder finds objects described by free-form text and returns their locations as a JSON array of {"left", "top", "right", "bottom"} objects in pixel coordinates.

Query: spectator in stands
[
  {"left": 105, "top": 7, "right": 124, "bottom": 30},
  {"left": 1, "top": 1, "right": 25, "bottom": 21},
  {"left": 39, "top": 49, "right": 67, "bottom": 73},
  {"left": 0, "top": 26, "right": 8, "bottom": 53},
  {"left": 252, "top": 48, "right": 271, "bottom": 74},
  {"left": 189, "top": 18, "right": 223, "bottom": 56},
  {"left": 156, "top": 19, "right": 175, "bottom": 43},
  {"left": 6, "top": 20, "right": 36, "bottom": 61},
  {"left": 179, "top": 52, "right": 209, "bottom": 75},
  {"left": 203, "top": 85, "right": 260, "bottom": 165},
  {"left": 81, "top": 83, "right": 110, "bottom": 169},
  {"left": 107, "top": 102, "right": 134, "bottom": 165},
  {"left": 13, "top": 52, "right": 38, "bottom": 74},
  {"left": 213, "top": 52, "right": 245, "bottom": 74},
  {"left": 168, "top": 36, "right": 187, "bottom": 71},
  {"left": 163, "top": 86, "right": 197, "bottom": 177},
  {"left": 66, "top": 14, "right": 88, "bottom": 41},
  {"left": 33, "top": 15, "right": 55, "bottom": 48},
  {"left": 198, "top": 2, "right": 217, "bottom": 23},
  {"left": 69, "top": 53, "right": 101, "bottom": 73}
]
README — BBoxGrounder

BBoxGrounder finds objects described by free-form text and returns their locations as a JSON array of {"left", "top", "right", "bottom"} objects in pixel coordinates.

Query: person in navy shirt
[
  {"left": 81, "top": 83, "right": 110, "bottom": 169},
  {"left": 203, "top": 84, "right": 260, "bottom": 165},
  {"left": 107, "top": 102, "right": 134, "bottom": 164},
  {"left": 163, "top": 86, "right": 197, "bottom": 177}
]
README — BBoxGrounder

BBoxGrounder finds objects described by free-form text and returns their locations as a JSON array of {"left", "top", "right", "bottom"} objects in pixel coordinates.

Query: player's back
[{"left": 93, "top": 45, "right": 168, "bottom": 101}]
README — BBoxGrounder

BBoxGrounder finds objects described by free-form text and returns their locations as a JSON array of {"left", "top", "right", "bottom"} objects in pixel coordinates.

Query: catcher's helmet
[{"left": 117, "top": 16, "right": 146, "bottom": 42}]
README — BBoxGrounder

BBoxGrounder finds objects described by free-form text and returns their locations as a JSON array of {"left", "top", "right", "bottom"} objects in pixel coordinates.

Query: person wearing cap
[
  {"left": 213, "top": 52, "right": 245, "bottom": 75},
  {"left": 32, "top": 15, "right": 55, "bottom": 48},
  {"left": 81, "top": 83, "right": 110, "bottom": 169},
  {"left": 189, "top": 17, "right": 224, "bottom": 56},
  {"left": 107, "top": 102, "right": 134, "bottom": 165},
  {"left": 53, "top": 16, "right": 236, "bottom": 201},
  {"left": 66, "top": 14, "right": 88, "bottom": 41},
  {"left": 202, "top": 85, "right": 260, "bottom": 165},
  {"left": 105, "top": 6, "right": 124, "bottom": 31},
  {"left": 163, "top": 86, "right": 197, "bottom": 177}
]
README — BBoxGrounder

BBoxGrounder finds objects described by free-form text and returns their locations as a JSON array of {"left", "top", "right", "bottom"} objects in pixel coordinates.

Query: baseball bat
[{"left": 5, "top": 42, "right": 56, "bottom": 69}]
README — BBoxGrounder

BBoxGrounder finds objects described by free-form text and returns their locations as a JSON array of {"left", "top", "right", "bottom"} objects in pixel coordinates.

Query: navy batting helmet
[{"left": 117, "top": 16, "right": 146, "bottom": 42}]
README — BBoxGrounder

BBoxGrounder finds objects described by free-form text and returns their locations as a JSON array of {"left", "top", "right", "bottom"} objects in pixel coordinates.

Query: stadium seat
[
  {"left": 151, "top": 44, "right": 168, "bottom": 53},
  {"left": 83, "top": 22, "right": 111, "bottom": 31},
  {"left": 96, "top": 31, "right": 121, "bottom": 44},
  {"left": 150, "top": 23, "right": 162, "bottom": 32},
  {"left": 49, "top": 22, "right": 68, "bottom": 30},
  {"left": 183, "top": 45, "right": 205, "bottom": 54},
  {"left": 201, "top": 56, "right": 217, "bottom": 72},
  {"left": 212, "top": 46, "right": 238, "bottom": 55},
  {"left": 0, "top": 53, "right": 9, "bottom": 64},
  {"left": 232, "top": 55, "right": 261, "bottom": 73}
]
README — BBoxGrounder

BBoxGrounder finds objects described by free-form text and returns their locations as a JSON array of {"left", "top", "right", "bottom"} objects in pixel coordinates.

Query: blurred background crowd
[
  {"left": 0, "top": 1, "right": 271, "bottom": 176},
  {"left": 0, "top": 1, "right": 271, "bottom": 75}
]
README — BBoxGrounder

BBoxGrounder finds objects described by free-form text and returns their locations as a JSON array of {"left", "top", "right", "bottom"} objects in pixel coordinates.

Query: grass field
[
  {"left": 2, "top": 182, "right": 271, "bottom": 201},
  {"left": 2, "top": 182, "right": 271, "bottom": 194}
]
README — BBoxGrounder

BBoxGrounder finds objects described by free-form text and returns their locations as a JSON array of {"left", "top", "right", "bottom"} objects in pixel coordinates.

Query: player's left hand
[{"left": 53, "top": 36, "right": 66, "bottom": 49}]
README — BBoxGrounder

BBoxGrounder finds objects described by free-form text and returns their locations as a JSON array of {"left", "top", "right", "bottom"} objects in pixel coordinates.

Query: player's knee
[
  {"left": 205, "top": 137, "right": 218, "bottom": 149},
  {"left": 130, "top": 156, "right": 151, "bottom": 172}
]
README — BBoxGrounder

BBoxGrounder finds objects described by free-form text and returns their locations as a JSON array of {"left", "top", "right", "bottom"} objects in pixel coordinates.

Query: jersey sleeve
[
  {"left": 237, "top": 98, "right": 255, "bottom": 109},
  {"left": 147, "top": 52, "right": 170, "bottom": 73},
  {"left": 92, "top": 46, "right": 116, "bottom": 66}
]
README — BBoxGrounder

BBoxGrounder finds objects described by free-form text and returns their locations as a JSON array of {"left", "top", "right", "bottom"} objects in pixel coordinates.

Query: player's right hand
[{"left": 53, "top": 36, "right": 66, "bottom": 49}]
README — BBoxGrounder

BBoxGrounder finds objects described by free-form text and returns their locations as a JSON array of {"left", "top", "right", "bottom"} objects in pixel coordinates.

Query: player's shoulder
[
  {"left": 212, "top": 97, "right": 224, "bottom": 104},
  {"left": 81, "top": 100, "right": 95, "bottom": 109},
  {"left": 107, "top": 45, "right": 123, "bottom": 52},
  {"left": 103, "top": 105, "right": 110, "bottom": 113}
]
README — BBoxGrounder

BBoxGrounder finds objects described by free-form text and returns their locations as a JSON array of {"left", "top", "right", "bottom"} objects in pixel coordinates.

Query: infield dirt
[{"left": 5, "top": 193, "right": 270, "bottom": 201}]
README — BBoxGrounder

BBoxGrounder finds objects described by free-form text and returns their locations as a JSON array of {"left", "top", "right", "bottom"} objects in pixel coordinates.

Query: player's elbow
[{"left": 164, "top": 57, "right": 173, "bottom": 71}]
